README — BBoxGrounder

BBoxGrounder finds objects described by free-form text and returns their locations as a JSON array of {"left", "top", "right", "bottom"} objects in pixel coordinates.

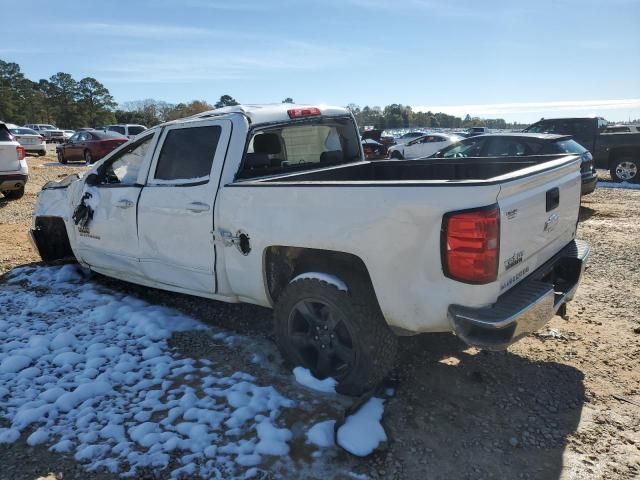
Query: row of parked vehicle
[
  {"left": 0, "top": 122, "right": 147, "bottom": 199},
  {"left": 360, "top": 118, "right": 640, "bottom": 188}
]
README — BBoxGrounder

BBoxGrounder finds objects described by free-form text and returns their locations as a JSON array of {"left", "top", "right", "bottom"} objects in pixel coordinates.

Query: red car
[{"left": 56, "top": 130, "right": 128, "bottom": 165}]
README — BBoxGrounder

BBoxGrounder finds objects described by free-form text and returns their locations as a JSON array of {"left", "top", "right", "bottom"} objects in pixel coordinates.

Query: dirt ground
[{"left": 0, "top": 148, "right": 638, "bottom": 479}]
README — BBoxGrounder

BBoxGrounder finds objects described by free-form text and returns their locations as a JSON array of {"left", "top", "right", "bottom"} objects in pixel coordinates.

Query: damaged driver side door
[{"left": 72, "top": 133, "right": 156, "bottom": 275}]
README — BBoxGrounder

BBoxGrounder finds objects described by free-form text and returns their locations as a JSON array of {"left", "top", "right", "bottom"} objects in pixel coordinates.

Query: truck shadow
[{"left": 365, "top": 333, "right": 585, "bottom": 480}]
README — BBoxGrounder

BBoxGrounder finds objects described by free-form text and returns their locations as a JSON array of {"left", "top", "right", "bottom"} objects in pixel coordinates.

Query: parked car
[
  {"left": 105, "top": 124, "right": 147, "bottom": 139},
  {"left": 0, "top": 122, "right": 28, "bottom": 200},
  {"left": 9, "top": 127, "right": 47, "bottom": 156},
  {"left": 32, "top": 104, "right": 588, "bottom": 395},
  {"left": 362, "top": 139, "right": 388, "bottom": 160},
  {"left": 361, "top": 129, "right": 395, "bottom": 147},
  {"left": 524, "top": 117, "right": 640, "bottom": 183},
  {"left": 467, "top": 127, "right": 490, "bottom": 137},
  {"left": 431, "top": 133, "right": 598, "bottom": 195},
  {"left": 56, "top": 130, "right": 129, "bottom": 165},
  {"left": 24, "top": 124, "right": 66, "bottom": 143},
  {"left": 394, "top": 131, "right": 425, "bottom": 144},
  {"left": 62, "top": 130, "right": 75, "bottom": 141},
  {"left": 387, "top": 133, "right": 463, "bottom": 160}
]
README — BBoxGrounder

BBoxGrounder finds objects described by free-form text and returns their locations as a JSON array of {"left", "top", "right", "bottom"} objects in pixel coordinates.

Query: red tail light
[
  {"left": 442, "top": 205, "right": 500, "bottom": 284},
  {"left": 16, "top": 146, "right": 26, "bottom": 160},
  {"left": 287, "top": 107, "right": 321, "bottom": 118}
]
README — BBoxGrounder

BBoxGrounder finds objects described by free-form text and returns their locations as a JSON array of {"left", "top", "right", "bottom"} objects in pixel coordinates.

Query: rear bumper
[
  {"left": 581, "top": 172, "right": 598, "bottom": 195},
  {"left": 0, "top": 173, "right": 28, "bottom": 191},
  {"left": 448, "top": 239, "right": 590, "bottom": 351}
]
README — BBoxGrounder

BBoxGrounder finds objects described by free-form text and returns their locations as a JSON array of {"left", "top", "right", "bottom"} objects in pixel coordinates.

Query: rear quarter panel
[{"left": 217, "top": 182, "right": 502, "bottom": 333}]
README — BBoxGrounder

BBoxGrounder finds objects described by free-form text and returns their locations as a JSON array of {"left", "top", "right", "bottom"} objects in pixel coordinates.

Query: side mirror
[{"left": 85, "top": 173, "right": 99, "bottom": 186}]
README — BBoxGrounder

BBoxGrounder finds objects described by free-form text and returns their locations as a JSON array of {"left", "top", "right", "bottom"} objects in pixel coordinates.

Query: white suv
[
  {"left": 104, "top": 124, "right": 147, "bottom": 139},
  {"left": 0, "top": 122, "right": 28, "bottom": 200}
]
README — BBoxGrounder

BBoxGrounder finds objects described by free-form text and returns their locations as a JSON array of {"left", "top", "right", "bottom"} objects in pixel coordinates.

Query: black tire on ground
[
  {"left": 390, "top": 151, "right": 403, "bottom": 160},
  {"left": 274, "top": 275, "right": 397, "bottom": 396},
  {"left": 57, "top": 150, "right": 67, "bottom": 164},
  {"left": 38, "top": 151, "right": 46, "bottom": 157},
  {"left": 610, "top": 155, "right": 639, "bottom": 183},
  {"left": 84, "top": 150, "right": 93, "bottom": 165},
  {"left": 2, "top": 186, "right": 25, "bottom": 200}
]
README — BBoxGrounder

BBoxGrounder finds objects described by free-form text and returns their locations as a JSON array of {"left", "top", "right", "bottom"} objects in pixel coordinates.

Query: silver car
[{"left": 9, "top": 127, "right": 47, "bottom": 156}]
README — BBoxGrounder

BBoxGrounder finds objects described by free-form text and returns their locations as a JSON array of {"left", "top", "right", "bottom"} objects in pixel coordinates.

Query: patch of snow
[
  {"left": 306, "top": 420, "right": 336, "bottom": 448},
  {"left": 293, "top": 367, "right": 337, "bottom": 394},
  {"left": 0, "top": 354, "right": 32, "bottom": 373},
  {"left": 0, "top": 265, "right": 312, "bottom": 478},
  {"left": 336, "top": 397, "right": 387, "bottom": 456},
  {"left": 290, "top": 272, "right": 348, "bottom": 292},
  {"left": 597, "top": 181, "right": 640, "bottom": 190}
]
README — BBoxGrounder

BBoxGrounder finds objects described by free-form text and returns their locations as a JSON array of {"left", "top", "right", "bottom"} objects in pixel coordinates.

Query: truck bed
[{"left": 238, "top": 154, "right": 575, "bottom": 184}]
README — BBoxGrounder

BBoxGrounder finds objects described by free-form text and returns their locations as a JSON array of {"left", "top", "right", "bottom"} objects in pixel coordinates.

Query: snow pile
[
  {"left": 293, "top": 367, "right": 337, "bottom": 394},
  {"left": 597, "top": 181, "right": 640, "bottom": 190},
  {"left": 0, "top": 265, "right": 299, "bottom": 478},
  {"left": 336, "top": 397, "right": 387, "bottom": 456}
]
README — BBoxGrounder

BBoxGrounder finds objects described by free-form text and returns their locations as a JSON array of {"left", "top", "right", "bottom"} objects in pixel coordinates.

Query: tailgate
[
  {"left": 496, "top": 155, "right": 581, "bottom": 294},
  {"left": 0, "top": 143, "right": 20, "bottom": 172}
]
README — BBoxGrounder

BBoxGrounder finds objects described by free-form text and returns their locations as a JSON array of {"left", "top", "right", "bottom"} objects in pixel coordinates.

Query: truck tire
[
  {"left": 274, "top": 276, "right": 397, "bottom": 396},
  {"left": 2, "top": 186, "right": 25, "bottom": 200},
  {"left": 610, "top": 155, "right": 639, "bottom": 183}
]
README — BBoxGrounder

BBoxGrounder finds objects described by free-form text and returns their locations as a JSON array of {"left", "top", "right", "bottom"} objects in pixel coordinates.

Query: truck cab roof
[{"left": 164, "top": 104, "right": 351, "bottom": 128}]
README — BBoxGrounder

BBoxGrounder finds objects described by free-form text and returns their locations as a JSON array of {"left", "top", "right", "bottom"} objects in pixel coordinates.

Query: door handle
[
  {"left": 186, "top": 202, "right": 210, "bottom": 213},
  {"left": 116, "top": 199, "right": 134, "bottom": 209}
]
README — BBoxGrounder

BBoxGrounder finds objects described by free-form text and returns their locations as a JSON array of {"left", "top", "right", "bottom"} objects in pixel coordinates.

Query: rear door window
[
  {"left": 0, "top": 125, "right": 13, "bottom": 141},
  {"left": 441, "top": 138, "right": 487, "bottom": 158},
  {"left": 154, "top": 126, "right": 221, "bottom": 181},
  {"left": 128, "top": 126, "right": 146, "bottom": 136},
  {"left": 486, "top": 137, "right": 530, "bottom": 156}
]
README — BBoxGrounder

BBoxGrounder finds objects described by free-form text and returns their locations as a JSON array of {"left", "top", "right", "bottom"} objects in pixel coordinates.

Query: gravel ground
[{"left": 0, "top": 149, "right": 639, "bottom": 479}]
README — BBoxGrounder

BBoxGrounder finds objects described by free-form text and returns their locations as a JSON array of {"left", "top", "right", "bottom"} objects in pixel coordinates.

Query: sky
[{"left": 2, "top": 0, "right": 639, "bottom": 123}]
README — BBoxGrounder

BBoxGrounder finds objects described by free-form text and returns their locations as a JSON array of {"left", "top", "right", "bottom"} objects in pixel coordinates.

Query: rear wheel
[
  {"left": 274, "top": 276, "right": 397, "bottom": 396},
  {"left": 610, "top": 156, "right": 639, "bottom": 183},
  {"left": 2, "top": 186, "right": 25, "bottom": 200},
  {"left": 38, "top": 151, "right": 46, "bottom": 157},
  {"left": 57, "top": 150, "right": 67, "bottom": 164},
  {"left": 84, "top": 150, "right": 93, "bottom": 165}
]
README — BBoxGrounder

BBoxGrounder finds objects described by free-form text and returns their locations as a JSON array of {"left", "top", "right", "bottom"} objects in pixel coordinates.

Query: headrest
[
  {"left": 253, "top": 133, "right": 281, "bottom": 154},
  {"left": 244, "top": 153, "right": 270, "bottom": 169},
  {"left": 320, "top": 150, "right": 344, "bottom": 163}
]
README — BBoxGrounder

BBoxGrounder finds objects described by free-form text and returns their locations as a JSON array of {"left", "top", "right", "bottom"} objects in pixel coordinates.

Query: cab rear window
[{"left": 238, "top": 117, "right": 361, "bottom": 179}]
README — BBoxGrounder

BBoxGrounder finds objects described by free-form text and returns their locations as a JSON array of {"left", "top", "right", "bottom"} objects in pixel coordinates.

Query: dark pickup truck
[{"left": 524, "top": 117, "right": 640, "bottom": 183}]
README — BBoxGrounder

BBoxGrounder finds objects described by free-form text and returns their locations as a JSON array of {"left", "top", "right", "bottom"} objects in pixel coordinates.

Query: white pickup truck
[{"left": 31, "top": 104, "right": 589, "bottom": 395}]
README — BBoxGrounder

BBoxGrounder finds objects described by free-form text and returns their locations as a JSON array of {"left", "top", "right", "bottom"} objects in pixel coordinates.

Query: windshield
[{"left": 238, "top": 117, "right": 361, "bottom": 179}]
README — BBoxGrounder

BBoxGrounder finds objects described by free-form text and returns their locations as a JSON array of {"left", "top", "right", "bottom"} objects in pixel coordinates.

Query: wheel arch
[
  {"left": 31, "top": 216, "right": 76, "bottom": 262},
  {"left": 263, "top": 246, "right": 377, "bottom": 306},
  {"left": 608, "top": 146, "right": 640, "bottom": 166}
]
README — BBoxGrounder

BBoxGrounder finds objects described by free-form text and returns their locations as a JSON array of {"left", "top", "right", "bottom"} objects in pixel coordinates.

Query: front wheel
[
  {"left": 274, "top": 276, "right": 397, "bottom": 396},
  {"left": 57, "top": 150, "right": 67, "bottom": 164},
  {"left": 84, "top": 150, "right": 93, "bottom": 165},
  {"left": 610, "top": 156, "right": 639, "bottom": 183},
  {"left": 390, "top": 151, "right": 403, "bottom": 160}
]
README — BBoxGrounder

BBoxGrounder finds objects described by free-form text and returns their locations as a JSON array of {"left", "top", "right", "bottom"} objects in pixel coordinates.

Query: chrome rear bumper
[{"left": 448, "top": 240, "right": 590, "bottom": 351}]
